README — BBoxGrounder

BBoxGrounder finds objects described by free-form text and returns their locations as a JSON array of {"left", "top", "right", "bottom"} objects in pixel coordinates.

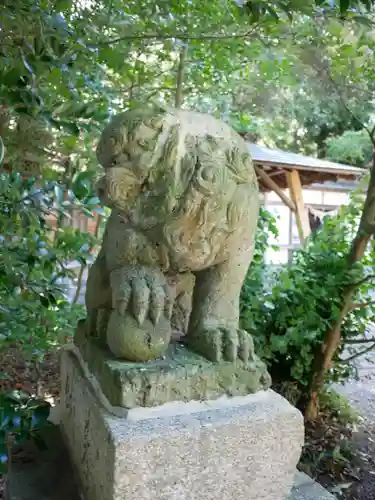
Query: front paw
[
  {"left": 110, "top": 266, "right": 175, "bottom": 325},
  {"left": 187, "top": 326, "right": 255, "bottom": 363}
]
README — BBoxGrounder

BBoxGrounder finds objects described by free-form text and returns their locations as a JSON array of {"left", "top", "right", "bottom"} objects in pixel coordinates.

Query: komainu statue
[{"left": 85, "top": 104, "right": 260, "bottom": 364}]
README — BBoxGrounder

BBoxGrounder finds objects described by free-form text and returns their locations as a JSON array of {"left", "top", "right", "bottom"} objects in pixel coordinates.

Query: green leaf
[
  {"left": 352, "top": 15, "right": 374, "bottom": 26},
  {"left": 340, "top": 0, "right": 350, "bottom": 14},
  {"left": 60, "top": 122, "right": 80, "bottom": 136},
  {"left": 31, "top": 402, "right": 51, "bottom": 427},
  {"left": 6, "top": 390, "right": 30, "bottom": 404},
  {"left": 39, "top": 295, "right": 50, "bottom": 308},
  {"left": 48, "top": 118, "right": 80, "bottom": 136},
  {"left": 360, "top": 0, "right": 372, "bottom": 9},
  {"left": 246, "top": 1, "right": 261, "bottom": 22},
  {"left": 2, "top": 68, "right": 23, "bottom": 86},
  {"left": 22, "top": 57, "right": 34, "bottom": 74},
  {"left": 48, "top": 294, "right": 57, "bottom": 305},
  {"left": 0, "top": 137, "right": 4, "bottom": 165},
  {"left": 55, "top": 0, "right": 73, "bottom": 11}
]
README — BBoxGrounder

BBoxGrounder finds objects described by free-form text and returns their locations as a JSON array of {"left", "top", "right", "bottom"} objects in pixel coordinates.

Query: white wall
[{"left": 263, "top": 188, "right": 350, "bottom": 264}]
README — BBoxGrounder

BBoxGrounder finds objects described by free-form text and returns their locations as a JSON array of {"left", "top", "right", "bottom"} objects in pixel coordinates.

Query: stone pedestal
[{"left": 60, "top": 346, "right": 304, "bottom": 500}]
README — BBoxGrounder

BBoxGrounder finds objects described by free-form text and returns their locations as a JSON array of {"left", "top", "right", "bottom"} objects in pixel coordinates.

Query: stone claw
[
  {"left": 164, "top": 284, "right": 176, "bottom": 321},
  {"left": 117, "top": 300, "right": 128, "bottom": 317},
  {"left": 149, "top": 303, "right": 162, "bottom": 325},
  {"left": 132, "top": 277, "right": 150, "bottom": 325},
  {"left": 187, "top": 326, "right": 255, "bottom": 364},
  {"left": 110, "top": 266, "right": 175, "bottom": 325},
  {"left": 149, "top": 285, "right": 165, "bottom": 325}
]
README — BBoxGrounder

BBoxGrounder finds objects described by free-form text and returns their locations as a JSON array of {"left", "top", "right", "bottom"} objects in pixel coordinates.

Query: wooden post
[
  {"left": 286, "top": 169, "right": 311, "bottom": 243},
  {"left": 254, "top": 165, "right": 296, "bottom": 211}
]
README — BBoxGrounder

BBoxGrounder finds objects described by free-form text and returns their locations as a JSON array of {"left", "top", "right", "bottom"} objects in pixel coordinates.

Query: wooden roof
[{"left": 247, "top": 143, "right": 366, "bottom": 191}]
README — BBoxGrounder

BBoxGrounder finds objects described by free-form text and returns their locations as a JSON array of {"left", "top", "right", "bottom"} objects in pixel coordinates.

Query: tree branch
[
  {"left": 175, "top": 42, "right": 188, "bottom": 107},
  {"left": 94, "top": 29, "right": 257, "bottom": 46},
  {"left": 340, "top": 343, "right": 375, "bottom": 363},
  {"left": 349, "top": 274, "right": 375, "bottom": 290},
  {"left": 127, "top": 44, "right": 145, "bottom": 102},
  {"left": 345, "top": 337, "right": 375, "bottom": 344},
  {"left": 350, "top": 300, "right": 375, "bottom": 310},
  {"left": 72, "top": 264, "right": 86, "bottom": 306}
]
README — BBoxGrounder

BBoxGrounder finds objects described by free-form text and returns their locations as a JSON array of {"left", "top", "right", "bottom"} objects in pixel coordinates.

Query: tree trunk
[
  {"left": 94, "top": 214, "right": 102, "bottom": 239},
  {"left": 72, "top": 264, "right": 86, "bottom": 305},
  {"left": 305, "top": 150, "right": 375, "bottom": 420},
  {"left": 175, "top": 42, "right": 188, "bottom": 108}
]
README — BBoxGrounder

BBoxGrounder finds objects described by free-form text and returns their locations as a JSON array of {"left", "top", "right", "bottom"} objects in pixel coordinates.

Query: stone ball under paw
[{"left": 106, "top": 310, "right": 171, "bottom": 362}]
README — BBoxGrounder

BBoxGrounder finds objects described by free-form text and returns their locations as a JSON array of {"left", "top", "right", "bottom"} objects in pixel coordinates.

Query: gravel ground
[
  {"left": 329, "top": 323, "right": 375, "bottom": 499},
  {"left": 333, "top": 323, "right": 375, "bottom": 420}
]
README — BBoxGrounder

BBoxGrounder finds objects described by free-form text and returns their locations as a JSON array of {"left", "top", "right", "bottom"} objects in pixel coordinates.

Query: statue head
[
  {"left": 95, "top": 106, "right": 166, "bottom": 215},
  {"left": 95, "top": 104, "right": 256, "bottom": 231}
]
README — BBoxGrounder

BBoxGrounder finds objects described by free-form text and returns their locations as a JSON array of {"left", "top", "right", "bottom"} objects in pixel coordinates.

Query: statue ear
[{"left": 150, "top": 99, "right": 168, "bottom": 114}]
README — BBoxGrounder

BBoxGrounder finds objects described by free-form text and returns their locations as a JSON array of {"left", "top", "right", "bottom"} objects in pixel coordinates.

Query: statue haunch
[{"left": 85, "top": 104, "right": 260, "bottom": 363}]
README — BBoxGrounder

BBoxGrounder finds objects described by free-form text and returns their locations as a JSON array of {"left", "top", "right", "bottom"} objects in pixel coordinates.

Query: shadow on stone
[{"left": 8, "top": 425, "right": 82, "bottom": 500}]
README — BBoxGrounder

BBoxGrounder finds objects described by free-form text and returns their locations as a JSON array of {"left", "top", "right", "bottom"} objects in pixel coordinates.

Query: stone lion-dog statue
[{"left": 85, "top": 103, "right": 260, "bottom": 364}]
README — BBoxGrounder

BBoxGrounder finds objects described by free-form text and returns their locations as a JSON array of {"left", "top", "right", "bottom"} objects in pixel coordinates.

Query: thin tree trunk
[
  {"left": 175, "top": 42, "right": 188, "bottom": 108},
  {"left": 94, "top": 214, "right": 102, "bottom": 239},
  {"left": 305, "top": 150, "right": 375, "bottom": 420},
  {"left": 72, "top": 264, "right": 86, "bottom": 305}
]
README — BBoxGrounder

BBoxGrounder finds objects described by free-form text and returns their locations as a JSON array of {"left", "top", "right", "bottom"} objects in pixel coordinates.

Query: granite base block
[
  {"left": 7, "top": 433, "right": 335, "bottom": 500},
  {"left": 60, "top": 348, "right": 304, "bottom": 500}
]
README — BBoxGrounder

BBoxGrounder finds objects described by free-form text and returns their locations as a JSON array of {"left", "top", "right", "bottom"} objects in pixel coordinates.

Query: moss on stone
[{"left": 74, "top": 321, "right": 271, "bottom": 409}]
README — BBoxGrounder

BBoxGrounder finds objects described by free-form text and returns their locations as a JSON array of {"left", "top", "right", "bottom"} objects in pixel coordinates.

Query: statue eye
[
  {"left": 109, "top": 134, "right": 124, "bottom": 154},
  {"left": 111, "top": 152, "right": 131, "bottom": 167}
]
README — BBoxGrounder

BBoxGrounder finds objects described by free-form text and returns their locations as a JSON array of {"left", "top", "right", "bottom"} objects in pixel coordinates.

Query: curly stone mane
[{"left": 96, "top": 105, "right": 258, "bottom": 270}]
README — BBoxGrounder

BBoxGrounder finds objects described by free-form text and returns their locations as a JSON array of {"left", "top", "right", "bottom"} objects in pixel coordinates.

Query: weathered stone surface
[
  {"left": 170, "top": 271, "right": 195, "bottom": 336},
  {"left": 60, "top": 349, "right": 304, "bottom": 500},
  {"left": 287, "top": 472, "right": 337, "bottom": 500},
  {"left": 85, "top": 103, "right": 261, "bottom": 365},
  {"left": 74, "top": 321, "right": 271, "bottom": 409},
  {"left": 106, "top": 310, "right": 171, "bottom": 361},
  {"left": 8, "top": 431, "right": 335, "bottom": 500},
  {"left": 7, "top": 424, "right": 334, "bottom": 500}
]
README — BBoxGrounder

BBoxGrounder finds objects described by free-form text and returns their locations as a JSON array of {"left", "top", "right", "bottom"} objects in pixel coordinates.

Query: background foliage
[
  {"left": 241, "top": 189, "right": 375, "bottom": 408},
  {"left": 0, "top": 171, "right": 100, "bottom": 358}
]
